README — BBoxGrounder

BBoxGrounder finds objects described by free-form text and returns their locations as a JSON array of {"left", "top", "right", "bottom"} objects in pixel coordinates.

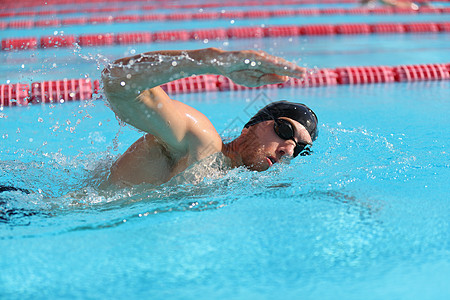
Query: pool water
[{"left": 1, "top": 2, "right": 450, "bottom": 299}]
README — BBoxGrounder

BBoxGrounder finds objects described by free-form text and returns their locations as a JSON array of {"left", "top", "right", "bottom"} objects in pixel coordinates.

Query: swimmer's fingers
[
  {"left": 221, "top": 50, "right": 306, "bottom": 79},
  {"left": 227, "top": 70, "right": 288, "bottom": 87},
  {"left": 251, "top": 52, "right": 306, "bottom": 78}
]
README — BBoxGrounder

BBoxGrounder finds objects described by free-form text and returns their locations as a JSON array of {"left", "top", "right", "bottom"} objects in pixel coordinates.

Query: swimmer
[
  {"left": 101, "top": 48, "right": 318, "bottom": 187},
  {"left": 360, "top": 0, "right": 431, "bottom": 10}
]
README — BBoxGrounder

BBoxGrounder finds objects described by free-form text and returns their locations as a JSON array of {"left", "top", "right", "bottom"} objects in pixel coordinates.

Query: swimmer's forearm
[
  {"left": 102, "top": 48, "right": 222, "bottom": 96},
  {"left": 101, "top": 47, "right": 305, "bottom": 98}
]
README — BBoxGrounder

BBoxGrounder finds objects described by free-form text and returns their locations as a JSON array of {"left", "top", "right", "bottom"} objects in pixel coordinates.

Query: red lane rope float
[
  {"left": 153, "top": 30, "right": 191, "bottom": 42},
  {"left": 438, "top": 22, "right": 450, "bottom": 31},
  {"left": 264, "top": 26, "right": 300, "bottom": 37},
  {"left": 7, "top": 19, "right": 34, "bottom": 29},
  {"left": 393, "top": 64, "right": 450, "bottom": 82},
  {"left": 40, "top": 35, "right": 76, "bottom": 48},
  {"left": 78, "top": 33, "right": 115, "bottom": 47},
  {"left": 61, "top": 17, "right": 88, "bottom": 26},
  {"left": 115, "top": 32, "right": 152, "bottom": 45},
  {"left": 2, "top": 22, "right": 449, "bottom": 51},
  {"left": 191, "top": 29, "right": 229, "bottom": 41},
  {"left": 30, "top": 78, "right": 92, "bottom": 104},
  {"left": 1, "top": 63, "right": 448, "bottom": 107},
  {"left": 1, "top": 7, "right": 450, "bottom": 30},
  {"left": 228, "top": 27, "right": 265, "bottom": 39},
  {"left": 371, "top": 23, "right": 406, "bottom": 34},
  {"left": 1, "top": 37, "right": 37, "bottom": 51},
  {"left": 336, "top": 23, "right": 372, "bottom": 35},
  {"left": 404, "top": 23, "right": 440, "bottom": 33},
  {"left": 2, "top": 0, "right": 448, "bottom": 12},
  {"left": 0, "top": 1, "right": 361, "bottom": 15},
  {"left": 0, "top": 83, "right": 29, "bottom": 106},
  {"left": 336, "top": 66, "right": 395, "bottom": 84}
]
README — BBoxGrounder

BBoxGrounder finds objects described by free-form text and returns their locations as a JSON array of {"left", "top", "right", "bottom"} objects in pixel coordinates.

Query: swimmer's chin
[{"left": 245, "top": 157, "right": 276, "bottom": 172}]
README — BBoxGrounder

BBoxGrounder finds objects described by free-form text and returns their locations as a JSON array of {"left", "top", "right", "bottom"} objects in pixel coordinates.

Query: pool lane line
[
  {"left": 1, "top": 63, "right": 449, "bottom": 108},
  {"left": 1, "top": 21, "right": 449, "bottom": 52},
  {"left": 1, "top": 6, "right": 450, "bottom": 31},
  {"left": 0, "top": 0, "right": 363, "bottom": 17},
  {"left": 2, "top": 0, "right": 447, "bottom": 16}
]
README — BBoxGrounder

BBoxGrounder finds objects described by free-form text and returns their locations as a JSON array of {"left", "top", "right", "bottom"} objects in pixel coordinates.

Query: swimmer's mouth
[{"left": 267, "top": 156, "right": 277, "bottom": 167}]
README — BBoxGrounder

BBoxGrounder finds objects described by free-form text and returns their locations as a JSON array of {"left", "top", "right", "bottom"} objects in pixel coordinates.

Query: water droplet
[
  {"left": 230, "top": 20, "right": 235, "bottom": 24},
  {"left": 126, "top": 74, "right": 132, "bottom": 79},
  {"left": 29, "top": 138, "right": 33, "bottom": 142},
  {"left": 38, "top": 117, "right": 43, "bottom": 122},
  {"left": 250, "top": 61, "right": 256, "bottom": 67},
  {"left": 244, "top": 59, "right": 250, "bottom": 64},
  {"left": 120, "top": 81, "right": 126, "bottom": 86},
  {"left": 171, "top": 61, "right": 177, "bottom": 66}
]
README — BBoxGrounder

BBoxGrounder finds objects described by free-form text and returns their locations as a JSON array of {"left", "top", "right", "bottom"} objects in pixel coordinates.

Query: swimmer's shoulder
[{"left": 170, "top": 99, "right": 223, "bottom": 159}]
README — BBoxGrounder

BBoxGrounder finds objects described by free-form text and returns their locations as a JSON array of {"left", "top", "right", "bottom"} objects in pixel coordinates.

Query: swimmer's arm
[
  {"left": 101, "top": 48, "right": 305, "bottom": 151},
  {"left": 102, "top": 47, "right": 306, "bottom": 96},
  {"left": 379, "top": 0, "right": 419, "bottom": 9}
]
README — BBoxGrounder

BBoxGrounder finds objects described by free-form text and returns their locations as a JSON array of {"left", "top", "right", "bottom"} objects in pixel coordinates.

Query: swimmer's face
[{"left": 239, "top": 117, "right": 312, "bottom": 171}]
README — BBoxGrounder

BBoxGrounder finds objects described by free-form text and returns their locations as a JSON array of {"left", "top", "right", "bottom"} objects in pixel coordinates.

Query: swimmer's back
[
  {"left": 107, "top": 99, "right": 223, "bottom": 187},
  {"left": 108, "top": 134, "right": 179, "bottom": 186}
]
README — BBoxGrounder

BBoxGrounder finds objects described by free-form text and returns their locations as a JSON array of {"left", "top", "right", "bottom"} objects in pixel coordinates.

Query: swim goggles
[{"left": 273, "top": 118, "right": 312, "bottom": 157}]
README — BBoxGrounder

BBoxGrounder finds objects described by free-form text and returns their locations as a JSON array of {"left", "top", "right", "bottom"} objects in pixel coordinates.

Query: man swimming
[{"left": 101, "top": 47, "right": 318, "bottom": 186}]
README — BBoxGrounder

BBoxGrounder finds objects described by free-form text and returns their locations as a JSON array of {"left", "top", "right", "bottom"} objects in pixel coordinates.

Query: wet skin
[{"left": 102, "top": 48, "right": 308, "bottom": 186}]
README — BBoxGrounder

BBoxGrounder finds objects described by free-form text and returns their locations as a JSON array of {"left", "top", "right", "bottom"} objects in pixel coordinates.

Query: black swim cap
[{"left": 244, "top": 100, "right": 319, "bottom": 141}]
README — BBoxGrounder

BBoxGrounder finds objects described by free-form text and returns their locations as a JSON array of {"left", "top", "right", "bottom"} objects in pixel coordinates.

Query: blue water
[{"left": 1, "top": 2, "right": 450, "bottom": 299}]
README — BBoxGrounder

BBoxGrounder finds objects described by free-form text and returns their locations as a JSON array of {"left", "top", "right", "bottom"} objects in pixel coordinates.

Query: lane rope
[
  {"left": 1, "top": 63, "right": 449, "bottom": 107},
  {"left": 2, "top": 0, "right": 447, "bottom": 14},
  {"left": 1, "top": 6, "right": 449, "bottom": 30},
  {"left": 0, "top": 1, "right": 368, "bottom": 16},
  {"left": 1, "top": 21, "right": 449, "bottom": 51}
]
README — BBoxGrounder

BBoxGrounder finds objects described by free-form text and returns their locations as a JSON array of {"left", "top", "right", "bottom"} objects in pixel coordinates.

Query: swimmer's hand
[{"left": 213, "top": 49, "right": 306, "bottom": 87}]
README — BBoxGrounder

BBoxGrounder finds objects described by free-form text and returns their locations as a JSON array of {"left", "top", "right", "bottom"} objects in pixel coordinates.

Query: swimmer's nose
[{"left": 277, "top": 142, "right": 295, "bottom": 159}]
